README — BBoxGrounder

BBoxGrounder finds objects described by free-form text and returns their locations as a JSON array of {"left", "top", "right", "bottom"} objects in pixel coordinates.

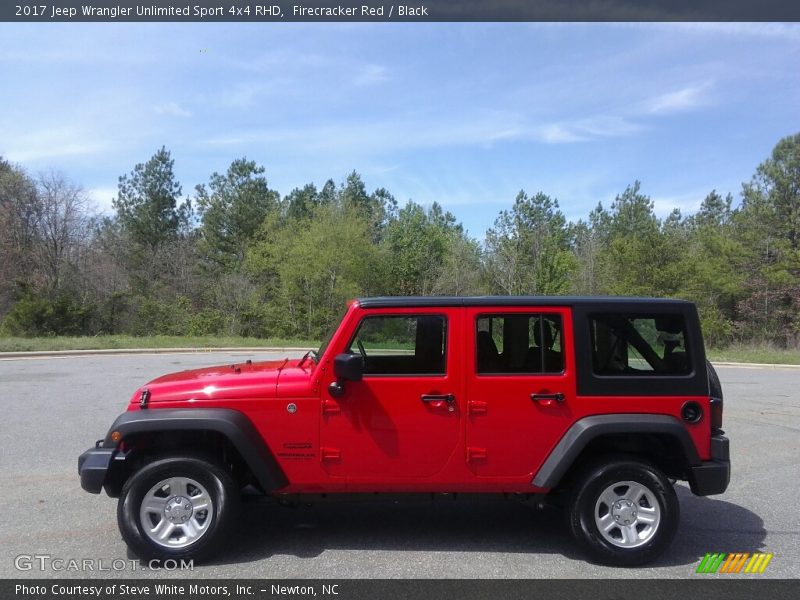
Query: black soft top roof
[{"left": 357, "top": 296, "right": 693, "bottom": 309}]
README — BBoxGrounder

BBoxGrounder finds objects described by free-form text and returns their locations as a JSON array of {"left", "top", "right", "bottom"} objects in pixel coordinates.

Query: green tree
[
  {"left": 485, "top": 191, "right": 575, "bottom": 295},
  {"left": 319, "top": 179, "right": 338, "bottom": 206},
  {"left": 682, "top": 208, "right": 743, "bottom": 343},
  {"left": 383, "top": 201, "right": 462, "bottom": 295},
  {"left": 430, "top": 233, "right": 487, "bottom": 296},
  {"left": 112, "top": 147, "right": 191, "bottom": 291},
  {"left": 695, "top": 190, "right": 733, "bottom": 228},
  {"left": 0, "top": 159, "right": 40, "bottom": 313},
  {"left": 743, "top": 133, "right": 800, "bottom": 253},
  {"left": 596, "top": 182, "right": 671, "bottom": 296},
  {"left": 247, "top": 204, "right": 380, "bottom": 338},
  {"left": 735, "top": 133, "right": 800, "bottom": 345},
  {"left": 113, "top": 147, "right": 190, "bottom": 252},
  {"left": 284, "top": 183, "right": 320, "bottom": 222},
  {"left": 195, "top": 158, "right": 279, "bottom": 271},
  {"left": 340, "top": 172, "right": 398, "bottom": 241}
]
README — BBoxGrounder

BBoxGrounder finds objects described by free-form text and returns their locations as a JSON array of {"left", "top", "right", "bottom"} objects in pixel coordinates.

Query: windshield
[{"left": 316, "top": 308, "right": 347, "bottom": 360}]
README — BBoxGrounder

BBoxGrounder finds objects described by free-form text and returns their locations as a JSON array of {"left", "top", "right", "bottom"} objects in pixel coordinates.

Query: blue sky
[{"left": 1, "top": 22, "right": 798, "bottom": 237}]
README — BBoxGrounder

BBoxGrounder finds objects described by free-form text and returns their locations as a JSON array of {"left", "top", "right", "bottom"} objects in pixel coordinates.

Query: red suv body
[{"left": 79, "top": 297, "right": 730, "bottom": 565}]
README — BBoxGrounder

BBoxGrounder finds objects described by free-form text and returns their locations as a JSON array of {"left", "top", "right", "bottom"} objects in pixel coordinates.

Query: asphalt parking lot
[{"left": 0, "top": 352, "right": 797, "bottom": 579}]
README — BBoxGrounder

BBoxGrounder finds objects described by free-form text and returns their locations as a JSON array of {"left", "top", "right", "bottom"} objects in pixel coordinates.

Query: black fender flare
[
  {"left": 532, "top": 414, "right": 700, "bottom": 489},
  {"left": 103, "top": 408, "right": 288, "bottom": 492}
]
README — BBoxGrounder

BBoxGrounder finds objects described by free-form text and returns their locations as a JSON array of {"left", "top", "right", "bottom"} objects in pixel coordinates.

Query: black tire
[
  {"left": 117, "top": 456, "right": 238, "bottom": 562},
  {"left": 707, "top": 360, "right": 723, "bottom": 399},
  {"left": 567, "top": 458, "right": 679, "bottom": 567}
]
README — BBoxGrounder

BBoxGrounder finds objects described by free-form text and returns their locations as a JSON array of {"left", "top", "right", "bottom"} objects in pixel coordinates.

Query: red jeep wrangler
[{"left": 79, "top": 297, "right": 729, "bottom": 566}]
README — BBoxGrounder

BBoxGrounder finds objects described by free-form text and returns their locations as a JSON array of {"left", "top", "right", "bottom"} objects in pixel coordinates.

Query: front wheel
[
  {"left": 567, "top": 458, "right": 679, "bottom": 566},
  {"left": 117, "top": 457, "right": 238, "bottom": 561}
]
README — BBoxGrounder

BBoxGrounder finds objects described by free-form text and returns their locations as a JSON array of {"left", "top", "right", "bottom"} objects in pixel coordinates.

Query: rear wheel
[
  {"left": 117, "top": 456, "right": 238, "bottom": 561},
  {"left": 568, "top": 458, "right": 679, "bottom": 566}
]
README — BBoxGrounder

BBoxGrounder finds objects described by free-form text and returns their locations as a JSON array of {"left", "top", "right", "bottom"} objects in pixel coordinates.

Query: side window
[
  {"left": 348, "top": 315, "right": 446, "bottom": 376},
  {"left": 476, "top": 313, "right": 563, "bottom": 374},
  {"left": 591, "top": 314, "right": 690, "bottom": 375}
]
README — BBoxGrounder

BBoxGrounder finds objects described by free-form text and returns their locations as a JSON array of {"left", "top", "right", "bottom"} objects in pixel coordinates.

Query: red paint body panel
[
  {"left": 122, "top": 300, "right": 714, "bottom": 494},
  {"left": 317, "top": 306, "right": 468, "bottom": 488},
  {"left": 464, "top": 306, "right": 577, "bottom": 480}
]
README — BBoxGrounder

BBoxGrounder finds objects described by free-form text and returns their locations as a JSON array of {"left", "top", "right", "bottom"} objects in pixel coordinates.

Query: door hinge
[
  {"left": 322, "top": 399, "right": 341, "bottom": 415},
  {"left": 468, "top": 400, "right": 488, "bottom": 416},
  {"left": 467, "top": 447, "right": 487, "bottom": 461},
  {"left": 321, "top": 447, "right": 341, "bottom": 461}
]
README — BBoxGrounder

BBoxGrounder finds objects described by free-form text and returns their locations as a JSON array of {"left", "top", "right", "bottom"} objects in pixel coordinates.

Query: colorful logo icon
[{"left": 696, "top": 552, "right": 773, "bottom": 574}]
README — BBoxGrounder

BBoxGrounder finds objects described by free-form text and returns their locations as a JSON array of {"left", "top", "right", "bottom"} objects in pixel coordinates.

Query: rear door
[{"left": 464, "top": 305, "right": 576, "bottom": 479}]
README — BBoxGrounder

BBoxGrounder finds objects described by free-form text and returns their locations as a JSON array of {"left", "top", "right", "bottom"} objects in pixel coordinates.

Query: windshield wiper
[{"left": 298, "top": 350, "right": 318, "bottom": 368}]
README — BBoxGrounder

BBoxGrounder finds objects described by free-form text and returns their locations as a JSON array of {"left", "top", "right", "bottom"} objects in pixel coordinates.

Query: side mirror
[
  {"left": 329, "top": 353, "right": 364, "bottom": 398},
  {"left": 334, "top": 353, "right": 364, "bottom": 381}
]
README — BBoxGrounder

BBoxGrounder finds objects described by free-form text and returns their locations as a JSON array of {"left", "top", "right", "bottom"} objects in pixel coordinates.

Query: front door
[
  {"left": 320, "top": 308, "right": 464, "bottom": 484},
  {"left": 464, "top": 306, "right": 576, "bottom": 479}
]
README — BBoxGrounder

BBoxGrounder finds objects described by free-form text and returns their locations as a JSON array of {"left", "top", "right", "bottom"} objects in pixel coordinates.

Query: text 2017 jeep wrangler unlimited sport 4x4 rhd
[{"left": 79, "top": 296, "right": 729, "bottom": 566}]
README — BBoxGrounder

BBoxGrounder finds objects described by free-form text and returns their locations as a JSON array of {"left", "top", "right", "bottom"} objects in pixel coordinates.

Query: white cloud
[
  {"left": 573, "top": 115, "right": 645, "bottom": 137},
  {"left": 200, "top": 116, "right": 525, "bottom": 153},
  {"left": 354, "top": 64, "right": 389, "bottom": 86},
  {"left": 651, "top": 192, "right": 705, "bottom": 218},
  {"left": 643, "top": 84, "right": 712, "bottom": 115},
  {"left": 214, "top": 82, "right": 274, "bottom": 109},
  {"left": 1, "top": 127, "right": 108, "bottom": 163},
  {"left": 534, "top": 124, "right": 588, "bottom": 144},
  {"left": 531, "top": 116, "right": 643, "bottom": 145},
  {"left": 154, "top": 102, "right": 192, "bottom": 118},
  {"left": 200, "top": 109, "right": 647, "bottom": 155}
]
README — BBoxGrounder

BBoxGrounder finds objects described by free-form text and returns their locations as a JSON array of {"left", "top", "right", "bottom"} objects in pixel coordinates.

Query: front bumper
[
  {"left": 78, "top": 441, "right": 115, "bottom": 494},
  {"left": 688, "top": 434, "right": 730, "bottom": 496}
]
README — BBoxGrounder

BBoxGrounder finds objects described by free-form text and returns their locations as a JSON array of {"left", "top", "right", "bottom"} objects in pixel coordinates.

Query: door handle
[
  {"left": 531, "top": 392, "right": 565, "bottom": 403},
  {"left": 421, "top": 393, "right": 455, "bottom": 404}
]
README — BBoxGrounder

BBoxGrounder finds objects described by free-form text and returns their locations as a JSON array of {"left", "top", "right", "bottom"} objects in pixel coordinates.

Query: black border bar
[
  {"left": 5, "top": 579, "right": 800, "bottom": 600},
  {"left": 3, "top": 1, "right": 800, "bottom": 22}
]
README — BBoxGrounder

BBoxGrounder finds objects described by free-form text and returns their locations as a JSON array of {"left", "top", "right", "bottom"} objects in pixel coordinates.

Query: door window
[
  {"left": 348, "top": 315, "right": 447, "bottom": 376},
  {"left": 476, "top": 314, "right": 564, "bottom": 374}
]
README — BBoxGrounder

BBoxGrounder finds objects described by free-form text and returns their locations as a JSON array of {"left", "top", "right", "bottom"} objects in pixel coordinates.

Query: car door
[
  {"left": 319, "top": 307, "right": 464, "bottom": 484},
  {"left": 464, "top": 305, "right": 576, "bottom": 479}
]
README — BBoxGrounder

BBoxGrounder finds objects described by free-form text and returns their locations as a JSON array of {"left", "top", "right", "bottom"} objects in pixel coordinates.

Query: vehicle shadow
[
  {"left": 660, "top": 486, "right": 768, "bottom": 567},
  {"left": 207, "top": 485, "right": 765, "bottom": 570}
]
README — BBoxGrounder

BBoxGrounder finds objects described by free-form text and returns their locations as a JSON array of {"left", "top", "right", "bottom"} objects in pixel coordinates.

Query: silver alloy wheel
[
  {"left": 139, "top": 477, "right": 214, "bottom": 549},
  {"left": 594, "top": 480, "right": 661, "bottom": 549}
]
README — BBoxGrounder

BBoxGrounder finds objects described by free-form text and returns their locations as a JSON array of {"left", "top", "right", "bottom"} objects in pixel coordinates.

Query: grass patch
[
  {"left": 707, "top": 344, "right": 800, "bottom": 365},
  {"left": 0, "top": 335, "right": 319, "bottom": 353},
  {"left": 2, "top": 336, "right": 799, "bottom": 365}
]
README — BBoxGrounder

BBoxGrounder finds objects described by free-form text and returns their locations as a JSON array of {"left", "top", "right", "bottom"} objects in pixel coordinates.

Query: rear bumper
[
  {"left": 688, "top": 435, "right": 730, "bottom": 496},
  {"left": 78, "top": 443, "right": 115, "bottom": 494}
]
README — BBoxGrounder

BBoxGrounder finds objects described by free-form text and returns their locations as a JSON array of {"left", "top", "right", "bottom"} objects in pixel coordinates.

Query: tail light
[{"left": 709, "top": 396, "right": 724, "bottom": 433}]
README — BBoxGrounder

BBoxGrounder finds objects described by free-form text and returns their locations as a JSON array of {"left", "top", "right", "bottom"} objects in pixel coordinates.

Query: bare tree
[{"left": 34, "top": 171, "right": 93, "bottom": 292}]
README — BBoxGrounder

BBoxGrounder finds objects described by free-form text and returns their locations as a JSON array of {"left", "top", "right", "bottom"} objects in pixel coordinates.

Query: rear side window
[
  {"left": 590, "top": 314, "right": 691, "bottom": 375},
  {"left": 349, "top": 315, "right": 446, "bottom": 375},
  {"left": 476, "top": 314, "right": 564, "bottom": 374}
]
